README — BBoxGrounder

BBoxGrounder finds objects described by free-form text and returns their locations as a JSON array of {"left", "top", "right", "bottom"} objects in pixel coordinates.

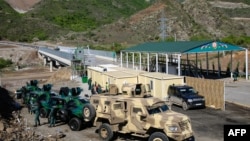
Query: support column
[
  {"left": 43, "top": 58, "right": 47, "bottom": 66},
  {"left": 156, "top": 53, "right": 158, "bottom": 72},
  {"left": 139, "top": 53, "right": 142, "bottom": 70},
  {"left": 187, "top": 54, "right": 189, "bottom": 76},
  {"left": 206, "top": 52, "right": 209, "bottom": 76},
  {"left": 50, "top": 61, "right": 53, "bottom": 72},
  {"left": 126, "top": 52, "right": 128, "bottom": 68},
  {"left": 178, "top": 54, "right": 181, "bottom": 76},
  {"left": 165, "top": 54, "right": 168, "bottom": 74},
  {"left": 246, "top": 49, "right": 249, "bottom": 80},
  {"left": 230, "top": 51, "right": 233, "bottom": 79},
  {"left": 195, "top": 53, "right": 198, "bottom": 76},
  {"left": 120, "top": 51, "right": 123, "bottom": 68},
  {"left": 147, "top": 53, "right": 150, "bottom": 72},
  {"left": 132, "top": 52, "right": 135, "bottom": 69},
  {"left": 218, "top": 51, "right": 221, "bottom": 78}
]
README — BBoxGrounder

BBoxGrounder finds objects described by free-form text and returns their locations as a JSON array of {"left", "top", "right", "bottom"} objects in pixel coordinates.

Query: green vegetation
[
  {"left": 221, "top": 35, "right": 250, "bottom": 48},
  {"left": 87, "top": 43, "right": 127, "bottom": 54},
  {"left": 0, "top": 58, "right": 12, "bottom": 69},
  {"left": 190, "top": 34, "right": 212, "bottom": 41},
  {"left": 0, "top": 0, "right": 22, "bottom": 40},
  {"left": 0, "top": 0, "right": 151, "bottom": 42}
]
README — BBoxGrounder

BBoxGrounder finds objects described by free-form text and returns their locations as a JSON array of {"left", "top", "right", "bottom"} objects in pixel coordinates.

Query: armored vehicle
[
  {"left": 15, "top": 80, "right": 41, "bottom": 104},
  {"left": 167, "top": 84, "right": 205, "bottom": 110},
  {"left": 90, "top": 83, "right": 195, "bottom": 141},
  {"left": 39, "top": 87, "right": 96, "bottom": 131}
]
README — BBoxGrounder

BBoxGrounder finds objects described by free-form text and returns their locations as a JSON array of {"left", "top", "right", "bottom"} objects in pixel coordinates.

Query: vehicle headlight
[
  {"left": 168, "top": 126, "right": 178, "bottom": 132},
  {"left": 187, "top": 99, "right": 193, "bottom": 102}
]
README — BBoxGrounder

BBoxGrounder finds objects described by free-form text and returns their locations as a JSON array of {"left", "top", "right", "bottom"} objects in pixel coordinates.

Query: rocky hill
[{"left": 2, "top": 0, "right": 250, "bottom": 47}]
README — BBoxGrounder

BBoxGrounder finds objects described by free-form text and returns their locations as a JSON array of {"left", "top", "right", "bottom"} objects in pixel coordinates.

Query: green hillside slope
[{"left": 0, "top": 0, "right": 152, "bottom": 42}]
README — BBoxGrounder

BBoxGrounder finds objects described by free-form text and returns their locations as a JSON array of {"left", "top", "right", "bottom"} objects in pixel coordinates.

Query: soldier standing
[
  {"left": 105, "top": 82, "right": 109, "bottom": 92},
  {"left": 32, "top": 101, "right": 41, "bottom": 127},
  {"left": 97, "top": 84, "right": 102, "bottom": 94},
  {"left": 28, "top": 97, "right": 35, "bottom": 114},
  {"left": 48, "top": 105, "right": 58, "bottom": 127},
  {"left": 88, "top": 78, "right": 92, "bottom": 90}
]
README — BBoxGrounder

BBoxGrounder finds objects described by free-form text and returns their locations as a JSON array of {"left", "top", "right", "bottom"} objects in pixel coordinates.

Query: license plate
[{"left": 196, "top": 103, "right": 202, "bottom": 106}]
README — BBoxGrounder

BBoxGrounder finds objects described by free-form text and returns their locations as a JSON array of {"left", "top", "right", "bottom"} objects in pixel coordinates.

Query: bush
[{"left": 0, "top": 58, "right": 13, "bottom": 69}]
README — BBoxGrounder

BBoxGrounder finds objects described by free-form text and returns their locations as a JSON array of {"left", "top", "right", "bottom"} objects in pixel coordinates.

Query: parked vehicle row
[
  {"left": 15, "top": 80, "right": 196, "bottom": 141},
  {"left": 15, "top": 80, "right": 96, "bottom": 131}
]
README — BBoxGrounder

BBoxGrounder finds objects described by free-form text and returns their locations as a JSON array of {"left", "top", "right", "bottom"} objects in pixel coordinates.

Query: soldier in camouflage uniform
[
  {"left": 48, "top": 105, "right": 57, "bottom": 127},
  {"left": 31, "top": 101, "right": 41, "bottom": 127}
]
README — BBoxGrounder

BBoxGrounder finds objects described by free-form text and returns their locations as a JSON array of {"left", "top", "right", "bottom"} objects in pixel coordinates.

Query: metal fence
[{"left": 57, "top": 45, "right": 116, "bottom": 61}]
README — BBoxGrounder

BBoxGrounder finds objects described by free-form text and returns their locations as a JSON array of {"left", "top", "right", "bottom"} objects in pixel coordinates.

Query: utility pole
[{"left": 159, "top": 10, "right": 167, "bottom": 41}]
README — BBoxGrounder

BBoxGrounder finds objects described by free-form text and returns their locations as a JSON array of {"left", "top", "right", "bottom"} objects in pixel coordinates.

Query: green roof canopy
[{"left": 122, "top": 41, "right": 245, "bottom": 54}]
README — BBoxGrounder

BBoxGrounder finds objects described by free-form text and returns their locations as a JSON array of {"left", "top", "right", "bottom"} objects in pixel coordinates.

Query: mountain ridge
[{"left": 2, "top": 0, "right": 250, "bottom": 48}]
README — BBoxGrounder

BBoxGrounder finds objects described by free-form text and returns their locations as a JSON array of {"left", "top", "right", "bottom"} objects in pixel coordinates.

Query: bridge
[
  {"left": 0, "top": 41, "right": 118, "bottom": 72},
  {"left": 38, "top": 47, "right": 73, "bottom": 66}
]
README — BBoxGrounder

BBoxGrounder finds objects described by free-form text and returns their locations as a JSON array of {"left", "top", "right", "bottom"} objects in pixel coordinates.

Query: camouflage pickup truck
[{"left": 90, "top": 83, "right": 195, "bottom": 141}]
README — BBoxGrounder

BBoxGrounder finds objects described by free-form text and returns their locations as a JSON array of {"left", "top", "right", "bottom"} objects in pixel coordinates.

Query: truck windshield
[{"left": 147, "top": 102, "right": 169, "bottom": 115}]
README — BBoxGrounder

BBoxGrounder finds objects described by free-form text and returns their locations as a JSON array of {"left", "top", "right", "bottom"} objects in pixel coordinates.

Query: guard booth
[{"left": 72, "top": 46, "right": 96, "bottom": 82}]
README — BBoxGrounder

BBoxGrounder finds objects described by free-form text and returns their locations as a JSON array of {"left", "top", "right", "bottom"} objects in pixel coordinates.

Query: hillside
[{"left": 1, "top": 0, "right": 250, "bottom": 48}]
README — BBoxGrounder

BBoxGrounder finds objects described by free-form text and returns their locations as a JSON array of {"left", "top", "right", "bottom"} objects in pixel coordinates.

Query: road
[{"left": 225, "top": 79, "right": 250, "bottom": 108}]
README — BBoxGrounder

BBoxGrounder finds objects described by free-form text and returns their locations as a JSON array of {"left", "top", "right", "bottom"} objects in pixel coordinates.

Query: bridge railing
[{"left": 39, "top": 47, "right": 73, "bottom": 60}]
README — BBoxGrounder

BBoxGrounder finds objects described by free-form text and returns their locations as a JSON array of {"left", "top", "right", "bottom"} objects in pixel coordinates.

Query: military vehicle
[
  {"left": 27, "top": 84, "right": 56, "bottom": 114},
  {"left": 39, "top": 86, "right": 96, "bottom": 131},
  {"left": 15, "top": 80, "right": 41, "bottom": 104},
  {"left": 167, "top": 84, "right": 205, "bottom": 110},
  {"left": 90, "top": 83, "right": 195, "bottom": 141}
]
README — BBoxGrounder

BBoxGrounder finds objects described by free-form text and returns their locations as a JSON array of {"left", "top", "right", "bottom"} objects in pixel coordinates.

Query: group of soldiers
[
  {"left": 29, "top": 98, "right": 58, "bottom": 127},
  {"left": 88, "top": 78, "right": 109, "bottom": 94}
]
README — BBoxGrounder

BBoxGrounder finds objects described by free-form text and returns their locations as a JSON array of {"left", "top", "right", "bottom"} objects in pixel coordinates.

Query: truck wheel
[
  {"left": 69, "top": 117, "right": 82, "bottom": 131},
  {"left": 40, "top": 108, "right": 48, "bottom": 118},
  {"left": 148, "top": 132, "right": 169, "bottom": 141},
  {"left": 182, "top": 102, "right": 189, "bottom": 111},
  {"left": 82, "top": 103, "right": 96, "bottom": 122},
  {"left": 58, "top": 109, "right": 69, "bottom": 122},
  {"left": 99, "top": 123, "right": 113, "bottom": 141}
]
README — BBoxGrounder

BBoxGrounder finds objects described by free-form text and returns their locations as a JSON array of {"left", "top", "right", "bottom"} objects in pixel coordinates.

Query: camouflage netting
[
  {"left": 45, "top": 67, "right": 72, "bottom": 84},
  {"left": 0, "top": 87, "right": 66, "bottom": 141}
]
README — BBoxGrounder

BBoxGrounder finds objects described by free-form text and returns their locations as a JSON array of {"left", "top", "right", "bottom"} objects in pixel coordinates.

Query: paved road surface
[{"left": 224, "top": 78, "right": 250, "bottom": 108}]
